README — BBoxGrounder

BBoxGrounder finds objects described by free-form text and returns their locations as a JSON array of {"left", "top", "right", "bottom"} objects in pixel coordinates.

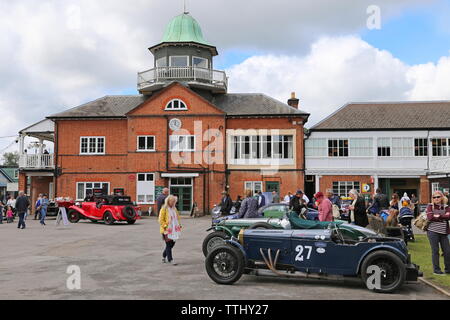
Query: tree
[{"left": 2, "top": 151, "right": 19, "bottom": 166}]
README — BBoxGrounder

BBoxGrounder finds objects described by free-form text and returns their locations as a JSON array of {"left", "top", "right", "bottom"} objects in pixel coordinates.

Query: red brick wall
[
  {"left": 420, "top": 175, "right": 430, "bottom": 204},
  {"left": 319, "top": 175, "right": 372, "bottom": 196},
  {"left": 54, "top": 84, "right": 307, "bottom": 214}
]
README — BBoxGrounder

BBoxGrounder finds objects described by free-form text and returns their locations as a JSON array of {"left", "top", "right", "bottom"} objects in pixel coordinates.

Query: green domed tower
[{"left": 138, "top": 12, "right": 227, "bottom": 95}]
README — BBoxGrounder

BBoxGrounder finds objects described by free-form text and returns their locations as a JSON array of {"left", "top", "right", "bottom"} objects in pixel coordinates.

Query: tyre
[
  {"left": 68, "top": 209, "right": 80, "bottom": 223},
  {"left": 122, "top": 206, "right": 136, "bottom": 220},
  {"left": 103, "top": 211, "right": 115, "bottom": 225},
  {"left": 202, "top": 231, "right": 229, "bottom": 257},
  {"left": 248, "top": 222, "right": 275, "bottom": 230},
  {"left": 205, "top": 244, "right": 245, "bottom": 285},
  {"left": 127, "top": 220, "right": 136, "bottom": 225},
  {"left": 361, "top": 250, "right": 406, "bottom": 293}
]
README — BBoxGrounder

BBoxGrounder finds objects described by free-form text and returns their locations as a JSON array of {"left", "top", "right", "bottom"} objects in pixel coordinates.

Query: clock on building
[{"left": 169, "top": 118, "right": 182, "bottom": 131}]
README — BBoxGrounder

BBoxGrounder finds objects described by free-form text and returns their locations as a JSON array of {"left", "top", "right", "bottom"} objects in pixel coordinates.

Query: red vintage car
[{"left": 68, "top": 195, "right": 141, "bottom": 225}]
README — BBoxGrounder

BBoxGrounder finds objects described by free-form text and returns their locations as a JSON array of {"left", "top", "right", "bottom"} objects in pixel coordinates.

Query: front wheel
[
  {"left": 205, "top": 244, "right": 245, "bottom": 285},
  {"left": 202, "top": 231, "right": 229, "bottom": 257},
  {"left": 68, "top": 210, "right": 80, "bottom": 223},
  {"left": 103, "top": 211, "right": 115, "bottom": 225},
  {"left": 361, "top": 250, "right": 406, "bottom": 293}
]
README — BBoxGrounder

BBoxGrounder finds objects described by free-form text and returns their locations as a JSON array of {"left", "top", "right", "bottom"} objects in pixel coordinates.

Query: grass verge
[{"left": 408, "top": 234, "right": 450, "bottom": 291}]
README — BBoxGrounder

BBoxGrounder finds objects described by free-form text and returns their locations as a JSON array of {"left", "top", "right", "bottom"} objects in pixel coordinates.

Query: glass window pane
[
  {"left": 193, "top": 57, "right": 208, "bottom": 68},
  {"left": 156, "top": 57, "right": 167, "bottom": 67},
  {"left": 170, "top": 56, "right": 188, "bottom": 67}
]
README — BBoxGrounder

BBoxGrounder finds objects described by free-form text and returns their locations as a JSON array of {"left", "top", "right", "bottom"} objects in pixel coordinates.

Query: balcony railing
[
  {"left": 429, "top": 157, "right": 450, "bottom": 173},
  {"left": 137, "top": 66, "right": 228, "bottom": 92},
  {"left": 19, "top": 154, "right": 54, "bottom": 170}
]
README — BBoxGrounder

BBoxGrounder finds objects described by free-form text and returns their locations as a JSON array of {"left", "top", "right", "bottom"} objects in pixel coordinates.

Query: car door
[{"left": 291, "top": 231, "right": 316, "bottom": 272}]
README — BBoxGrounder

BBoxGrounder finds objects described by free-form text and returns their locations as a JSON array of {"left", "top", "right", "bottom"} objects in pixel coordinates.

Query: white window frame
[
  {"left": 231, "top": 135, "right": 294, "bottom": 161},
  {"left": 165, "top": 99, "right": 188, "bottom": 111},
  {"left": 76, "top": 182, "right": 110, "bottom": 201},
  {"left": 305, "top": 138, "right": 327, "bottom": 157},
  {"left": 245, "top": 181, "right": 263, "bottom": 195},
  {"left": 192, "top": 56, "right": 208, "bottom": 69},
  {"left": 14, "top": 169, "right": 19, "bottom": 179},
  {"left": 332, "top": 181, "right": 360, "bottom": 198},
  {"left": 136, "top": 173, "right": 155, "bottom": 205},
  {"left": 170, "top": 135, "right": 196, "bottom": 152},
  {"left": 136, "top": 136, "right": 156, "bottom": 152},
  {"left": 414, "top": 138, "right": 428, "bottom": 157},
  {"left": 431, "top": 137, "right": 450, "bottom": 157},
  {"left": 169, "top": 55, "right": 189, "bottom": 67},
  {"left": 432, "top": 182, "right": 440, "bottom": 193},
  {"left": 377, "top": 137, "right": 415, "bottom": 158},
  {"left": 348, "top": 138, "right": 373, "bottom": 157},
  {"left": 328, "top": 139, "right": 349, "bottom": 157},
  {"left": 80, "top": 137, "right": 106, "bottom": 155}
]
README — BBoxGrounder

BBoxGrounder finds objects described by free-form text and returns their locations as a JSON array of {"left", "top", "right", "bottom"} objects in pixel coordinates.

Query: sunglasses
[{"left": 433, "top": 196, "right": 442, "bottom": 199}]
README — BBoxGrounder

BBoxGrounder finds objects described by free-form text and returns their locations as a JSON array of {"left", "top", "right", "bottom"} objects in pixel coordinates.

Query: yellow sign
[{"left": 362, "top": 184, "right": 371, "bottom": 193}]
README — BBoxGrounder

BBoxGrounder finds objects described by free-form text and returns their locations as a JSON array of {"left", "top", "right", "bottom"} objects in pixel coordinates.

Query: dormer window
[
  {"left": 170, "top": 56, "right": 189, "bottom": 67},
  {"left": 166, "top": 99, "right": 188, "bottom": 111}
]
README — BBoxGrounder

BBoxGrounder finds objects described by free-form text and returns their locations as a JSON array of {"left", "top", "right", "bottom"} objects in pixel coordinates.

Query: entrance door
[{"left": 169, "top": 178, "right": 193, "bottom": 214}]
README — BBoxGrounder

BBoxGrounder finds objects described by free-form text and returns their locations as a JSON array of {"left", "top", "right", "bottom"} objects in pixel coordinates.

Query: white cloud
[
  {"left": 0, "top": 0, "right": 444, "bottom": 153},
  {"left": 226, "top": 36, "right": 450, "bottom": 127}
]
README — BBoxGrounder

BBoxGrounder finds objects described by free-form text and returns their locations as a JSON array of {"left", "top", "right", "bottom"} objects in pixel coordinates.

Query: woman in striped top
[{"left": 426, "top": 191, "right": 450, "bottom": 275}]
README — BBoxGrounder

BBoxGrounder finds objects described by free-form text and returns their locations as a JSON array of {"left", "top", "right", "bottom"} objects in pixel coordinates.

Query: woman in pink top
[{"left": 314, "top": 192, "right": 333, "bottom": 222}]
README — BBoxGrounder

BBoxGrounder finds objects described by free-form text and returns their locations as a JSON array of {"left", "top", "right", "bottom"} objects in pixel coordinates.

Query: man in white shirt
[{"left": 283, "top": 192, "right": 293, "bottom": 204}]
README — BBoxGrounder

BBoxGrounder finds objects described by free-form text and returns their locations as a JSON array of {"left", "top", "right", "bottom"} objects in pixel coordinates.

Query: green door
[
  {"left": 170, "top": 186, "right": 192, "bottom": 213},
  {"left": 266, "top": 182, "right": 280, "bottom": 193}
]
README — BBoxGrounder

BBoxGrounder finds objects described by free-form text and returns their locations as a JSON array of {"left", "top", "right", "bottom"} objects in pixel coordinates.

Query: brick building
[
  {"left": 305, "top": 101, "right": 450, "bottom": 205},
  {"left": 18, "top": 12, "right": 309, "bottom": 214}
]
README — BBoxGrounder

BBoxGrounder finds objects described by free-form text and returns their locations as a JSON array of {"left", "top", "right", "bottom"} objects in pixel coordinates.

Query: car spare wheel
[
  {"left": 202, "top": 231, "right": 229, "bottom": 257},
  {"left": 103, "top": 211, "right": 115, "bottom": 225},
  {"left": 68, "top": 209, "right": 80, "bottom": 223},
  {"left": 248, "top": 222, "right": 275, "bottom": 229},
  {"left": 361, "top": 250, "right": 406, "bottom": 293},
  {"left": 205, "top": 244, "right": 245, "bottom": 285},
  {"left": 122, "top": 206, "right": 136, "bottom": 220}
]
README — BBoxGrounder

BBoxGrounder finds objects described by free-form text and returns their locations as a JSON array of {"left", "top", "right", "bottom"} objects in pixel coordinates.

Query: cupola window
[
  {"left": 193, "top": 56, "right": 208, "bottom": 69},
  {"left": 170, "top": 56, "right": 189, "bottom": 67},
  {"left": 166, "top": 99, "right": 188, "bottom": 110},
  {"left": 156, "top": 57, "right": 167, "bottom": 67}
]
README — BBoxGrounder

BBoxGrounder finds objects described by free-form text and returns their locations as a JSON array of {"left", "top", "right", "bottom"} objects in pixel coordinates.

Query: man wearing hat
[
  {"left": 289, "top": 190, "right": 307, "bottom": 217},
  {"left": 220, "top": 191, "right": 233, "bottom": 216}
]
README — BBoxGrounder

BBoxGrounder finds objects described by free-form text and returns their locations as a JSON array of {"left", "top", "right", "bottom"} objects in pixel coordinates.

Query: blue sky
[{"left": 361, "top": 0, "right": 450, "bottom": 65}]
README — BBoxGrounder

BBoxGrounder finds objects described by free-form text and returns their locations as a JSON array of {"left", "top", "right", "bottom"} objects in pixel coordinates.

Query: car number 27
[{"left": 295, "top": 245, "right": 313, "bottom": 262}]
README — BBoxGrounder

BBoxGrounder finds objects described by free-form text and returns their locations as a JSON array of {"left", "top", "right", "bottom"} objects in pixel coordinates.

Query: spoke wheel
[
  {"left": 103, "top": 211, "right": 114, "bottom": 225},
  {"left": 202, "top": 231, "right": 229, "bottom": 257},
  {"left": 205, "top": 245, "right": 244, "bottom": 285},
  {"left": 361, "top": 250, "right": 406, "bottom": 293}
]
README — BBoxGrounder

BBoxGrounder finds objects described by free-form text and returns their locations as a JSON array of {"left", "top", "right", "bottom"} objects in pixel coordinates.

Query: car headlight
[{"left": 238, "top": 228, "right": 245, "bottom": 245}]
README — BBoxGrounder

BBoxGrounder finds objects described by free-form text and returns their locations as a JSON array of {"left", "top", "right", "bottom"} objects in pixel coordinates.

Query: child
[{"left": 6, "top": 206, "right": 14, "bottom": 223}]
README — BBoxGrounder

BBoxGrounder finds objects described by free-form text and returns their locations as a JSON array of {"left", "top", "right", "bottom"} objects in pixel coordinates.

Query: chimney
[{"left": 287, "top": 92, "right": 299, "bottom": 109}]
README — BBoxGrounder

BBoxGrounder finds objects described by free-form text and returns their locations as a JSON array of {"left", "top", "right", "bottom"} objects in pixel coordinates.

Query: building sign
[
  {"left": 7, "top": 182, "right": 18, "bottom": 192},
  {"left": 362, "top": 183, "right": 371, "bottom": 193}
]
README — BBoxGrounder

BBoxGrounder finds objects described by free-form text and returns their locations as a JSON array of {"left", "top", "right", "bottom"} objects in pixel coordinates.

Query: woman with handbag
[
  {"left": 426, "top": 191, "right": 450, "bottom": 275},
  {"left": 159, "top": 195, "right": 182, "bottom": 266}
]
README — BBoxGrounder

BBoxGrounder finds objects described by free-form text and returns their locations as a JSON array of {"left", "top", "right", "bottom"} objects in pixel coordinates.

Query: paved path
[{"left": 0, "top": 216, "right": 447, "bottom": 300}]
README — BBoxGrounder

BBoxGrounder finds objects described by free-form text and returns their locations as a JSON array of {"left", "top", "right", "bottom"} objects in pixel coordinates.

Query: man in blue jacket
[{"left": 16, "top": 191, "right": 30, "bottom": 230}]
